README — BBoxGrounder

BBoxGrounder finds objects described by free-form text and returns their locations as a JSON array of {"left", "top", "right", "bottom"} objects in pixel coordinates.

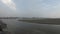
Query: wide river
[{"left": 1, "top": 19, "right": 60, "bottom": 34}]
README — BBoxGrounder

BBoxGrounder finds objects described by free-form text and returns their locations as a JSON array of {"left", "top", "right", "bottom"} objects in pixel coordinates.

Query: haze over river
[{"left": 1, "top": 19, "right": 60, "bottom": 34}]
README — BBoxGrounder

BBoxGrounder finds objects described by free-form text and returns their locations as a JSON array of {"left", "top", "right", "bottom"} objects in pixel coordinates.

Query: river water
[{"left": 1, "top": 19, "right": 60, "bottom": 34}]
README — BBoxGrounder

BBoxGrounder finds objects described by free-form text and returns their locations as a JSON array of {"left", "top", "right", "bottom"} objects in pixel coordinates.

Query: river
[{"left": 1, "top": 19, "right": 60, "bottom": 34}]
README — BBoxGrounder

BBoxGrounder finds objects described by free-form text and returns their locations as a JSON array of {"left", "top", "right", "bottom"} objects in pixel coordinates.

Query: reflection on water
[{"left": 1, "top": 19, "right": 60, "bottom": 34}]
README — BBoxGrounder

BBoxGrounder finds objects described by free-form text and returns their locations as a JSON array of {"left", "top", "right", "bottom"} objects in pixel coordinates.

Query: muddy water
[{"left": 1, "top": 19, "right": 60, "bottom": 34}]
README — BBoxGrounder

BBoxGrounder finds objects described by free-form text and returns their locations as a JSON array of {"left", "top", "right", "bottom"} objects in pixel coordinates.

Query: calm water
[{"left": 1, "top": 19, "right": 60, "bottom": 34}]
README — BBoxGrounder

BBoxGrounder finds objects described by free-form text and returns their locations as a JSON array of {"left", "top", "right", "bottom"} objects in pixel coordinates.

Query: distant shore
[{"left": 18, "top": 18, "right": 60, "bottom": 24}]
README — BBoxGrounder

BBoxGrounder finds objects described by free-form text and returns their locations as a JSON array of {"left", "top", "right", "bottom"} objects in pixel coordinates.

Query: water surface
[{"left": 1, "top": 19, "right": 60, "bottom": 34}]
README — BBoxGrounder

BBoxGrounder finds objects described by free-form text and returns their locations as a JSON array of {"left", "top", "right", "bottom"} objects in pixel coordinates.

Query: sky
[{"left": 0, "top": 0, "right": 60, "bottom": 18}]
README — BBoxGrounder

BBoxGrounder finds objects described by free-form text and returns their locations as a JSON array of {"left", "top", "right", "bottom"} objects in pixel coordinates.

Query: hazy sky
[{"left": 0, "top": 0, "right": 60, "bottom": 18}]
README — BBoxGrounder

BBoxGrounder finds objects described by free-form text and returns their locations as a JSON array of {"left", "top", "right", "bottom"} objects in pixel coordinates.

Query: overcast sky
[{"left": 0, "top": 0, "right": 60, "bottom": 18}]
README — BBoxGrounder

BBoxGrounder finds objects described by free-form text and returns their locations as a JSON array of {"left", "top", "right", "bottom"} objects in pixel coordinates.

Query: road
[{"left": 1, "top": 19, "right": 60, "bottom": 34}]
